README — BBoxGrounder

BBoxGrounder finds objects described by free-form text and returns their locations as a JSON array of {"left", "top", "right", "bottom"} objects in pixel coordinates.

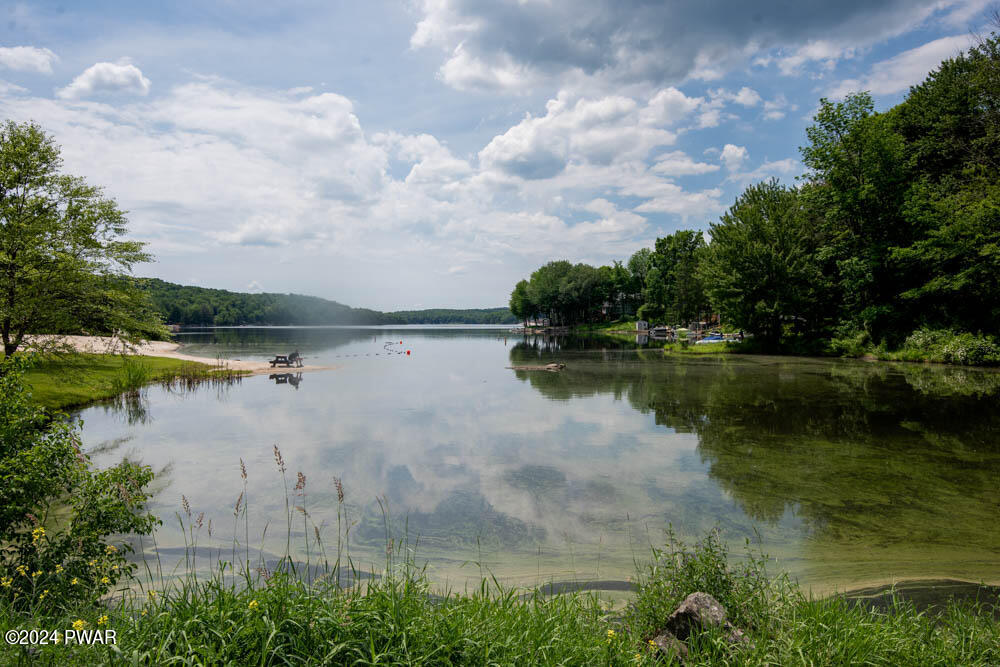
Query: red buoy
[{"left": 406, "top": 350, "right": 410, "bottom": 355}]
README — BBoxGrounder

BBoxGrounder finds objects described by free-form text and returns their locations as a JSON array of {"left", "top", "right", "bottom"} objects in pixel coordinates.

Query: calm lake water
[{"left": 77, "top": 326, "right": 1000, "bottom": 595}]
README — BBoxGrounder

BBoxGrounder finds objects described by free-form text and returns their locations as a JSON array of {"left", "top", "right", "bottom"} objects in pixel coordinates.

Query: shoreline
[{"left": 26, "top": 335, "right": 339, "bottom": 377}]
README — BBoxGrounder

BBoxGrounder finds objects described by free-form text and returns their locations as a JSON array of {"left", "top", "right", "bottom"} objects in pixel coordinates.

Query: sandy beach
[{"left": 26, "top": 335, "right": 337, "bottom": 376}]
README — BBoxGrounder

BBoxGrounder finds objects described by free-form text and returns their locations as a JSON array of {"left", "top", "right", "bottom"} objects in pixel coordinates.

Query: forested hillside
[
  {"left": 142, "top": 279, "right": 401, "bottom": 326},
  {"left": 141, "top": 279, "right": 514, "bottom": 326},
  {"left": 389, "top": 308, "right": 516, "bottom": 324}
]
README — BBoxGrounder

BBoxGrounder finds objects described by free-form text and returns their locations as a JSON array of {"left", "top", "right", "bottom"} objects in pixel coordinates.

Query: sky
[{"left": 0, "top": 0, "right": 994, "bottom": 310}]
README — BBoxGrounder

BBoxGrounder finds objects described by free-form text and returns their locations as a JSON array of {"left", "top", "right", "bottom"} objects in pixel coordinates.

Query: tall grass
[
  {"left": 2, "top": 445, "right": 998, "bottom": 665},
  {"left": 108, "top": 355, "right": 153, "bottom": 396}
]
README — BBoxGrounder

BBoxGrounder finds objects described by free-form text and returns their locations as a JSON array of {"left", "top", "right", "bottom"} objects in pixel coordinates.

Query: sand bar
[{"left": 26, "top": 335, "right": 337, "bottom": 376}]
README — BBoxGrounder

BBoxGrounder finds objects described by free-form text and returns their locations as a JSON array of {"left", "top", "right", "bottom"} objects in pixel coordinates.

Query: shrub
[
  {"left": 0, "top": 355, "right": 158, "bottom": 614},
  {"left": 940, "top": 333, "right": 1000, "bottom": 366}
]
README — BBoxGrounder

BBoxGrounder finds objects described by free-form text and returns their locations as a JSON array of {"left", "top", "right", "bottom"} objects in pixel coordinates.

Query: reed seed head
[
  {"left": 181, "top": 495, "right": 191, "bottom": 517},
  {"left": 333, "top": 477, "right": 345, "bottom": 504},
  {"left": 295, "top": 472, "right": 306, "bottom": 492},
  {"left": 240, "top": 458, "right": 247, "bottom": 481},
  {"left": 273, "top": 444, "right": 286, "bottom": 473},
  {"left": 234, "top": 490, "right": 244, "bottom": 516}
]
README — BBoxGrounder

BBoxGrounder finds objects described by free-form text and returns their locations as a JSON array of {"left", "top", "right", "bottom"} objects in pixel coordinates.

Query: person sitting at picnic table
[{"left": 288, "top": 349, "right": 301, "bottom": 366}]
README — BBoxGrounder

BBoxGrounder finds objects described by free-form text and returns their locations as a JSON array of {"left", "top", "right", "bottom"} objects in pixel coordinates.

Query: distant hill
[{"left": 140, "top": 279, "right": 515, "bottom": 326}]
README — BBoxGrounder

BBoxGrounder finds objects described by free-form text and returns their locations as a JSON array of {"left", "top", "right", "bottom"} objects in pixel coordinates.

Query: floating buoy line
[{"left": 324, "top": 340, "right": 411, "bottom": 359}]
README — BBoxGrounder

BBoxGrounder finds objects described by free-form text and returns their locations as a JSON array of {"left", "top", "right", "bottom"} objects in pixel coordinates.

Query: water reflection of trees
[{"left": 510, "top": 341, "right": 1000, "bottom": 551}]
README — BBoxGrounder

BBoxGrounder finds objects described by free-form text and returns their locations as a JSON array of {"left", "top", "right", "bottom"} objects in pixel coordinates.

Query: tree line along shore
[{"left": 511, "top": 32, "right": 1000, "bottom": 367}]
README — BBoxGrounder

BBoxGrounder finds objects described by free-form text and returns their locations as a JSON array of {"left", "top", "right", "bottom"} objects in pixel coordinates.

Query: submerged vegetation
[{"left": 511, "top": 31, "right": 1000, "bottom": 363}]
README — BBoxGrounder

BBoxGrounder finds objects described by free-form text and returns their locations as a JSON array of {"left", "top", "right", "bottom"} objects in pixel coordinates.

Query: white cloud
[
  {"left": 57, "top": 61, "right": 151, "bottom": 99},
  {"left": 828, "top": 33, "right": 976, "bottom": 98},
  {"left": 762, "top": 94, "right": 796, "bottom": 121},
  {"left": 640, "top": 87, "right": 703, "bottom": 125},
  {"left": 410, "top": 0, "right": 964, "bottom": 93},
  {"left": 0, "top": 46, "right": 58, "bottom": 74},
  {"left": 774, "top": 40, "right": 857, "bottom": 76},
  {"left": 720, "top": 144, "right": 748, "bottom": 171},
  {"left": 438, "top": 42, "right": 542, "bottom": 92},
  {"left": 0, "top": 80, "right": 28, "bottom": 95},
  {"left": 709, "top": 86, "right": 762, "bottom": 106},
  {"left": 651, "top": 150, "right": 720, "bottom": 176},
  {"left": 478, "top": 92, "right": 677, "bottom": 179},
  {"left": 727, "top": 158, "right": 800, "bottom": 185}
]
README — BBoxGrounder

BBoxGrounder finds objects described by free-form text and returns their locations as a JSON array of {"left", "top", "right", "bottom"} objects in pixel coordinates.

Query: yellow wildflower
[
  {"left": 39, "top": 589, "right": 49, "bottom": 600},
  {"left": 71, "top": 577, "right": 79, "bottom": 585},
  {"left": 72, "top": 619, "right": 86, "bottom": 631},
  {"left": 141, "top": 609, "right": 147, "bottom": 616},
  {"left": 31, "top": 526, "right": 45, "bottom": 544},
  {"left": 32, "top": 570, "right": 41, "bottom": 578},
  {"left": 97, "top": 614, "right": 108, "bottom": 626},
  {"left": 1, "top": 577, "right": 11, "bottom": 587},
  {"left": 55, "top": 564, "right": 64, "bottom": 573},
  {"left": 248, "top": 599, "right": 260, "bottom": 610},
  {"left": 648, "top": 639, "right": 657, "bottom": 647},
  {"left": 15, "top": 565, "right": 27, "bottom": 576},
  {"left": 607, "top": 629, "right": 616, "bottom": 638},
  {"left": 88, "top": 559, "right": 97, "bottom": 567},
  {"left": 105, "top": 545, "right": 117, "bottom": 554},
  {"left": 100, "top": 576, "right": 110, "bottom": 585},
  {"left": 634, "top": 654, "right": 643, "bottom": 662},
  {"left": 147, "top": 590, "right": 157, "bottom": 599},
  {"left": 111, "top": 564, "right": 119, "bottom": 571}
]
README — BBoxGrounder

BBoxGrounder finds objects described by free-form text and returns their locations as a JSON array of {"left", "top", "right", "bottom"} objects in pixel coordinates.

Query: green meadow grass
[{"left": 21, "top": 353, "right": 243, "bottom": 411}]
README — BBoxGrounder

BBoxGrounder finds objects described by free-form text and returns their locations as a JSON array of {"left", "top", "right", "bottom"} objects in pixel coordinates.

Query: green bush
[
  {"left": 829, "top": 326, "right": 870, "bottom": 357},
  {"left": 0, "top": 355, "right": 158, "bottom": 614},
  {"left": 940, "top": 333, "right": 1000, "bottom": 366}
]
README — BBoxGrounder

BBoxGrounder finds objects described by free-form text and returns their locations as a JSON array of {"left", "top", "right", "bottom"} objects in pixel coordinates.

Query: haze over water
[{"left": 77, "top": 327, "right": 1000, "bottom": 595}]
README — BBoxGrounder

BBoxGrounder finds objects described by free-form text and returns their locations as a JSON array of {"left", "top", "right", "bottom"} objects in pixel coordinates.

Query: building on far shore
[{"left": 636, "top": 320, "right": 649, "bottom": 331}]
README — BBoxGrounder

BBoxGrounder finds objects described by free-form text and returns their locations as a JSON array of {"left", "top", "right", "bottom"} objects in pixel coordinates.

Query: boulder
[
  {"left": 664, "top": 592, "right": 728, "bottom": 640},
  {"left": 650, "top": 592, "right": 754, "bottom": 663},
  {"left": 651, "top": 632, "right": 689, "bottom": 663}
]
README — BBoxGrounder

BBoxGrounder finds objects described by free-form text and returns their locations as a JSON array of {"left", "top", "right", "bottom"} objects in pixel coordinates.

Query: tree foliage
[
  {"left": 0, "top": 121, "right": 166, "bottom": 356},
  {"left": 700, "top": 180, "right": 819, "bottom": 346}
]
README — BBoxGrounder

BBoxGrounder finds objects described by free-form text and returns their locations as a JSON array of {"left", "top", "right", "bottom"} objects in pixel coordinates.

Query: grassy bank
[
  {"left": 570, "top": 323, "right": 1000, "bottom": 367},
  {"left": 2, "top": 529, "right": 996, "bottom": 665},
  {"left": 573, "top": 319, "right": 642, "bottom": 333},
  {"left": 21, "top": 353, "right": 244, "bottom": 411}
]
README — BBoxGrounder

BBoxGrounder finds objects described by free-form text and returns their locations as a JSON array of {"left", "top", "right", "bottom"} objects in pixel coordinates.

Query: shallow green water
[{"left": 78, "top": 327, "right": 1000, "bottom": 594}]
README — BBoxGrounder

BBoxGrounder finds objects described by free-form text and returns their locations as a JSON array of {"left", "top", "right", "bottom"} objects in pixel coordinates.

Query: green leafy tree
[
  {"left": 888, "top": 29, "right": 1000, "bottom": 332},
  {"left": 799, "top": 93, "right": 907, "bottom": 338},
  {"left": 0, "top": 355, "right": 158, "bottom": 612},
  {"left": 509, "top": 279, "right": 533, "bottom": 328},
  {"left": 700, "top": 180, "right": 819, "bottom": 347},
  {"left": 527, "top": 261, "right": 572, "bottom": 325},
  {"left": 0, "top": 121, "right": 167, "bottom": 356},
  {"left": 645, "top": 230, "right": 709, "bottom": 325}
]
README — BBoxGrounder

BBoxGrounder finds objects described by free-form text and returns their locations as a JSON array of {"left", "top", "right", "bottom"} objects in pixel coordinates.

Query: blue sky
[{"left": 0, "top": 0, "right": 993, "bottom": 309}]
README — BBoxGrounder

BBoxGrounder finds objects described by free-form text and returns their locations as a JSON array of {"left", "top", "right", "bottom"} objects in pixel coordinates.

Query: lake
[{"left": 77, "top": 326, "right": 1000, "bottom": 596}]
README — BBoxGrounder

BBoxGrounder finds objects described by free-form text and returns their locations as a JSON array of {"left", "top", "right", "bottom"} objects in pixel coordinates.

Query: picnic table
[{"left": 269, "top": 354, "right": 303, "bottom": 368}]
